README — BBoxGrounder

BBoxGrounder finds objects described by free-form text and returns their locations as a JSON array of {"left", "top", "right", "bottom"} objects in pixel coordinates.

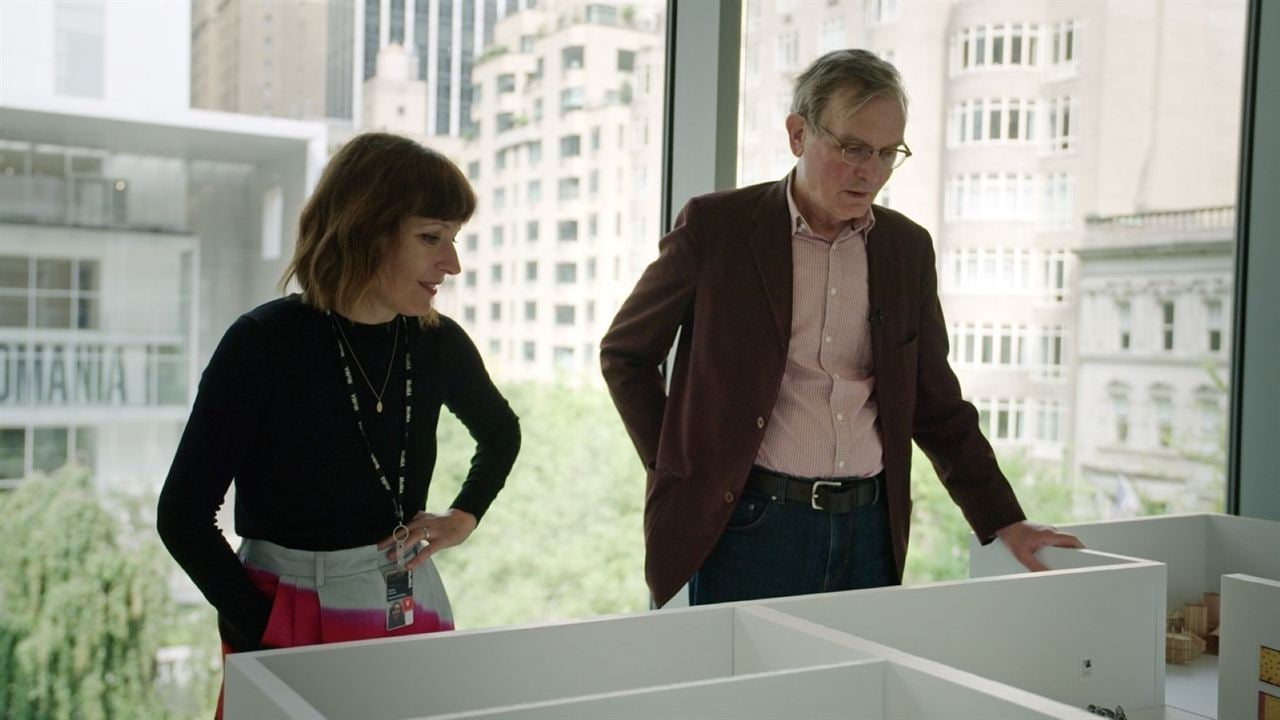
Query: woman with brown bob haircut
[{"left": 158, "top": 133, "right": 520, "bottom": 718}]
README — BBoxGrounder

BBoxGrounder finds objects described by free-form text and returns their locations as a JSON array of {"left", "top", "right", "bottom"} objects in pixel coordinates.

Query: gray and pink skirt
[{"left": 215, "top": 538, "right": 453, "bottom": 718}]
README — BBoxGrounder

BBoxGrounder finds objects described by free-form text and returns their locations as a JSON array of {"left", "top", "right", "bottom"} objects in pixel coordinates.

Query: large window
[{"left": 737, "top": 0, "right": 1247, "bottom": 581}]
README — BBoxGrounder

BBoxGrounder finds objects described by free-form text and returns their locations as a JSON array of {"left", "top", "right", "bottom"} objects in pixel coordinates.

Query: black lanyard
[{"left": 327, "top": 312, "right": 413, "bottom": 530}]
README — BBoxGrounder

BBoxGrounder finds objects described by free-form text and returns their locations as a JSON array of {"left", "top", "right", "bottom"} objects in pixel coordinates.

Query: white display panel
[
  {"left": 764, "top": 554, "right": 1166, "bottom": 712},
  {"left": 1217, "top": 574, "right": 1280, "bottom": 720}
]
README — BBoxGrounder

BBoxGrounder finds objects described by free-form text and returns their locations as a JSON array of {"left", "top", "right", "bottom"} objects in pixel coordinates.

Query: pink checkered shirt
[{"left": 752, "top": 175, "right": 885, "bottom": 479}]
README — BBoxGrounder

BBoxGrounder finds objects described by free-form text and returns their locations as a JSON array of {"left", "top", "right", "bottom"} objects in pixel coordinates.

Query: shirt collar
[{"left": 785, "top": 170, "right": 876, "bottom": 242}]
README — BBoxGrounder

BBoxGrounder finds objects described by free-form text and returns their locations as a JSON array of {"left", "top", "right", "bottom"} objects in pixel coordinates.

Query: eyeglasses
[{"left": 811, "top": 121, "right": 912, "bottom": 170}]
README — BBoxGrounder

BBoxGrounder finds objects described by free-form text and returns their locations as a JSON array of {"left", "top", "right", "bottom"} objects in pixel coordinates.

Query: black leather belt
[{"left": 745, "top": 466, "right": 882, "bottom": 514}]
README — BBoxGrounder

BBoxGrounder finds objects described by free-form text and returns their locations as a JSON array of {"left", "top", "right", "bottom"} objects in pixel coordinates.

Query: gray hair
[{"left": 790, "top": 49, "right": 909, "bottom": 126}]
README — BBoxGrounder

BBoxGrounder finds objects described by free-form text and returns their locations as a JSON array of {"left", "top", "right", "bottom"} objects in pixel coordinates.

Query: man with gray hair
[{"left": 601, "top": 49, "right": 1081, "bottom": 607}]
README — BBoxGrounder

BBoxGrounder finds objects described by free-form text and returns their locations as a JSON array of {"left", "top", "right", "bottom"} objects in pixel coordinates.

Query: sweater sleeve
[
  {"left": 438, "top": 320, "right": 521, "bottom": 522},
  {"left": 156, "top": 316, "right": 274, "bottom": 652}
]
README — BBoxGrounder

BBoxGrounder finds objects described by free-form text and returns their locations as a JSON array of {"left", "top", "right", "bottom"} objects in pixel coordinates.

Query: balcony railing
[{"left": 1085, "top": 206, "right": 1235, "bottom": 232}]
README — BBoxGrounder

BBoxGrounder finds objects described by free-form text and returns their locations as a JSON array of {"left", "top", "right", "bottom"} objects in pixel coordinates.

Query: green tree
[
  {"left": 0, "top": 466, "right": 172, "bottom": 720},
  {"left": 904, "top": 445, "right": 1080, "bottom": 583},
  {"left": 429, "top": 382, "right": 648, "bottom": 628}
]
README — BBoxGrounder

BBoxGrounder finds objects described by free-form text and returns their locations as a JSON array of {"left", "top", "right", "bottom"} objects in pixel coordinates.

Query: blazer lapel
[
  {"left": 865, "top": 210, "right": 895, "bottom": 366},
  {"left": 747, "top": 179, "right": 794, "bottom": 349}
]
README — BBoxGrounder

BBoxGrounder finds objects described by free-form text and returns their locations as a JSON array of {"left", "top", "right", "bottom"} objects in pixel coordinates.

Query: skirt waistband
[{"left": 238, "top": 538, "right": 424, "bottom": 584}]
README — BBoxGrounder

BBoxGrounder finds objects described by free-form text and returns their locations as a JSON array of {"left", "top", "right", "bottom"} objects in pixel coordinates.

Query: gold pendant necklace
[{"left": 334, "top": 316, "right": 400, "bottom": 413}]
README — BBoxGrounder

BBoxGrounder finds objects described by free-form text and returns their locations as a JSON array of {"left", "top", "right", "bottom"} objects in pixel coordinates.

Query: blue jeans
[{"left": 689, "top": 477, "right": 898, "bottom": 605}]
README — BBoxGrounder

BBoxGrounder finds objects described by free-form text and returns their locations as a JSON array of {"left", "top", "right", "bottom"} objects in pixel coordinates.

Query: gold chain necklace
[{"left": 333, "top": 316, "right": 400, "bottom": 413}]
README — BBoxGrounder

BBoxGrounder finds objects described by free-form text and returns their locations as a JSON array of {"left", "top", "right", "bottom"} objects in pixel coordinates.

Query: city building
[
  {"left": 0, "top": 0, "right": 326, "bottom": 491},
  {"left": 354, "top": 0, "right": 536, "bottom": 135},
  {"left": 191, "top": 0, "right": 329, "bottom": 120},
  {"left": 1074, "top": 207, "right": 1233, "bottom": 516},
  {"left": 438, "top": 1, "right": 665, "bottom": 382}
]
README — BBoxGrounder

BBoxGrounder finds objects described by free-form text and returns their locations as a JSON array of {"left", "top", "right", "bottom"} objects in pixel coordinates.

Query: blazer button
[
  {"left": 756, "top": 416, "right": 765, "bottom": 429},
  {"left": 723, "top": 491, "right": 735, "bottom": 504}
]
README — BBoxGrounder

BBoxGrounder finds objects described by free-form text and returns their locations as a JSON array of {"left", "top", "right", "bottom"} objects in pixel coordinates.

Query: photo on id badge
[{"left": 385, "top": 568, "right": 414, "bottom": 630}]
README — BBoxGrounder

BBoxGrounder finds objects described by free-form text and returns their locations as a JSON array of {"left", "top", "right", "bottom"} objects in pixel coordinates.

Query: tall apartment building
[
  {"left": 435, "top": 1, "right": 664, "bottom": 382},
  {"left": 737, "top": 0, "right": 1245, "bottom": 488},
  {"left": 191, "top": 0, "right": 329, "bottom": 119}
]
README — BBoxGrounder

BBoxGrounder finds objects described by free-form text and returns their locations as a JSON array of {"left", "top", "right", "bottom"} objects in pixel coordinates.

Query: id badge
[
  {"left": 384, "top": 569, "right": 415, "bottom": 631},
  {"left": 385, "top": 568, "right": 413, "bottom": 603},
  {"left": 386, "top": 597, "right": 414, "bottom": 630}
]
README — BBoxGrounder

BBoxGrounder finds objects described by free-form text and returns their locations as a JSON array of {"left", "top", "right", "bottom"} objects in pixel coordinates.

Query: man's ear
[{"left": 784, "top": 113, "right": 807, "bottom": 157}]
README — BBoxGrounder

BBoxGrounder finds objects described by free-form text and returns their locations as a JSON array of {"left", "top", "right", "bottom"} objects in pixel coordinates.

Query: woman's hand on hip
[{"left": 378, "top": 509, "right": 478, "bottom": 570}]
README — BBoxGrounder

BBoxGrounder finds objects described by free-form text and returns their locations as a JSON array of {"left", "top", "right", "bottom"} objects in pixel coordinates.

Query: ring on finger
[{"left": 421, "top": 527, "right": 431, "bottom": 543}]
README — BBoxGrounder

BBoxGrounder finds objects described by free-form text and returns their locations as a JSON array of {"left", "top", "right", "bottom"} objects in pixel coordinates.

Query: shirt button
[
  {"left": 830, "top": 288, "right": 837, "bottom": 295},
  {"left": 824, "top": 335, "right": 832, "bottom": 343},
  {"left": 837, "top": 413, "right": 845, "bottom": 421},
  {"left": 834, "top": 373, "right": 841, "bottom": 380},
  {"left": 756, "top": 416, "right": 765, "bottom": 429},
  {"left": 723, "top": 491, "right": 735, "bottom": 504},
  {"left": 838, "top": 461, "right": 846, "bottom": 469}
]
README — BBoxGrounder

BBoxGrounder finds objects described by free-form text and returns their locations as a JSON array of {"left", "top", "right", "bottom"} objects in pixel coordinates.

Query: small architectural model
[{"left": 1165, "top": 591, "right": 1224, "bottom": 664}]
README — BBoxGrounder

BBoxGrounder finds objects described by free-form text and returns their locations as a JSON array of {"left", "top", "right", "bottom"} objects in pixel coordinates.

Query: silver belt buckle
[{"left": 811, "top": 480, "right": 842, "bottom": 511}]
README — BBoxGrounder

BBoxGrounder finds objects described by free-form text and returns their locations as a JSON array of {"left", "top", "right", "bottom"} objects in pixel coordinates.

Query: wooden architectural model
[{"left": 1165, "top": 591, "right": 1222, "bottom": 664}]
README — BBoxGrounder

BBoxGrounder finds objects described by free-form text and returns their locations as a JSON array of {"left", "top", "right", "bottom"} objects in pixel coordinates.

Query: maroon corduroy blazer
[{"left": 600, "top": 177, "right": 1027, "bottom": 608}]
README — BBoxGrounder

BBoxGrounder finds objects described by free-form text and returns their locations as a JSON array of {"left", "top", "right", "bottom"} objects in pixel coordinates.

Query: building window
[
  {"left": 1050, "top": 20, "right": 1077, "bottom": 66},
  {"left": 951, "top": 99, "right": 1038, "bottom": 146},
  {"left": 497, "top": 73, "right": 516, "bottom": 93},
  {"left": 1117, "top": 300, "right": 1132, "bottom": 350},
  {"left": 1046, "top": 96, "right": 1075, "bottom": 151},
  {"left": 1152, "top": 389, "right": 1174, "bottom": 448},
  {"left": 555, "top": 304, "right": 576, "bottom": 326},
  {"left": 490, "top": 302, "right": 502, "bottom": 321},
  {"left": 492, "top": 226, "right": 504, "bottom": 247},
  {"left": 617, "top": 50, "right": 635, "bottom": 72},
  {"left": 776, "top": 31, "right": 798, "bottom": 70},
  {"left": 464, "top": 270, "right": 477, "bottom": 288},
  {"left": 559, "top": 135, "right": 581, "bottom": 159},
  {"left": 490, "top": 263, "right": 503, "bottom": 283},
  {"left": 1196, "top": 393, "right": 1223, "bottom": 453},
  {"left": 555, "top": 262, "right": 577, "bottom": 284},
  {"left": 866, "top": 0, "right": 900, "bottom": 26},
  {"left": 560, "top": 87, "right": 585, "bottom": 115},
  {"left": 1034, "top": 326, "right": 1065, "bottom": 379},
  {"left": 466, "top": 161, "right": 480, "bottom": 180},
  {"left": 522, "top": 341, "right": 536, "bottom": 362},
  {"left": 553, "top": 346, "right": 574, "bottom": 371},
  {"left": 497, "top": 112, "right": 516, "bottom": 133},
  {"left": 953, "top": 23, "right": 1040, "bottom": 73},
  {"left": 558, "top": 177, "right": 580, "bottom": 201},
  {"left": 1161, "top": 301, "right": 1176, "bottom": 351},
  {"left": 0, "top": 256, "right": 102, "bottom": 330},
  {"left": 561, "top": 46, "right": 584, "bottom": 71},
  {"left": 463, "top": 305, "right": 476, "bottom": 323},
  {"left": 1110, "top": 387, "right": 1130, "bottom": 444},
  {"left": 526, "top": 221, "right": 540, "bottom": 243},
  {"left": 464, "top": 234, "right": 478, "bottom": 252},
  {"left": 558, "top": 220, "right": 579, "bottom": 242},
  {"left": 523, "top": 301, "right": 537, "bottom": 321},
  {"left": 528, "top": 141, "right": 542, "bottom": 165},
  {"left": 590, "top": 127, "right": 601, "bottom": 151},
  {"left": 821, "top": 17, "right": 845, "bottom": 53},
  {"left": 1035, "top": 399, "right": 1063, "bottom": 443},
  {"left": 492, "top": 187, "right": 506, "bottom": 210},
  {"left": 1206, "top": 299, "right": 1224, "bottom": 352},
  {"left": 525, "top": 261, "right": 538, "bottom": 282},
  {"left": 527, "top": 180, "right": 542, "bottom": 204}
]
